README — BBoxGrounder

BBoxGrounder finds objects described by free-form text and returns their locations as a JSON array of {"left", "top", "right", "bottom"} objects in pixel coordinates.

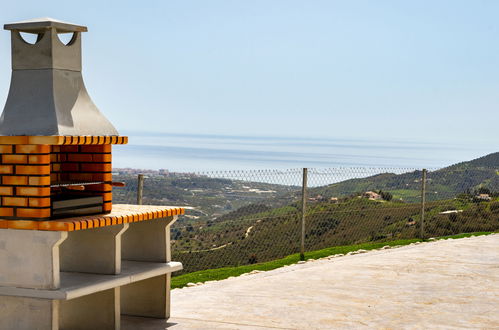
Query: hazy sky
[{"left": 0, "top": 1, "right": 498, "bottom": 146}]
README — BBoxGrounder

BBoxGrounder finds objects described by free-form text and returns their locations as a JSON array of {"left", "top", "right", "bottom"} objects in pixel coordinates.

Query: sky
[{"left": 0, "top": 1, "right": 498, "bottom": 148}]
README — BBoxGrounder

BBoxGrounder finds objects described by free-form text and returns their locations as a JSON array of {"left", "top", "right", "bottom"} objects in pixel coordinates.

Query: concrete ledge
[{"left": 0, "top": 261, "right": 183, "bottom": 300}]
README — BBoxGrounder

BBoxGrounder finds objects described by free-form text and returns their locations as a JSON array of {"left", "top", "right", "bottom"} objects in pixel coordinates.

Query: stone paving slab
[{"left": 123, "top": 234, "right": 499, "bottom": 329}]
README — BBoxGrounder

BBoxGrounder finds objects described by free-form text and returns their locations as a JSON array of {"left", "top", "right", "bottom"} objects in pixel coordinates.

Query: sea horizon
[{"left": 112, "top": 131, "right": 498, "bottom": 172}]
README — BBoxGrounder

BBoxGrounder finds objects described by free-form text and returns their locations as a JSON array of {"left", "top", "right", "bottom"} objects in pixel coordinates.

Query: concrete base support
[
  {"left": 121, "top": 274, "right": 170, "bottom": 319},
  {"left": 121, "top": 216, "right": 177, "bottom": 262},
  {"left": 0, "top": 229, "right": 67, "bottom": 289},
  {"left": 122, "top": 217, "right": 175, "bottom": 262},
  {"left": 0, "top": 211, "right": 181, "bottom": 328},
  {"left": 0, "top": 296, "right": 59, "bottom": 330},
  {"left": 60, "top": 224, "right": 128, "bottom": 274},
  {"left": 60, "top": 288, "right": 120, "bottom": 330}
]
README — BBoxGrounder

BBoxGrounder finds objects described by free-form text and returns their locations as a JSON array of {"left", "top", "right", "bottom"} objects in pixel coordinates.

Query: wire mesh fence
[{"left": 113, "top": 166, "right": 499, "bottom": 275}]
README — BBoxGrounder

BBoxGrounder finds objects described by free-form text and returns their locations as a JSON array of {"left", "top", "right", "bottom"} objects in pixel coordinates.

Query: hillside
[
  {"left": 113, "top": 152, "right": 499, "bottom": 274},
  {"left": 311, "top": 152, "right": 499, "bottom": 202},
  {"left": 171, "top": 196, "right": 499, "bottom": 273}
]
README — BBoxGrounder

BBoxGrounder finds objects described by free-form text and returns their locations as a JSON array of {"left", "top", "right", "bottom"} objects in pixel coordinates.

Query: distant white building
[
  {"left": 364, "top": 191, "right": 381, "bottom": 200},
  {"left": 476, "top": 194, "right": 491, "bottom": 201}
]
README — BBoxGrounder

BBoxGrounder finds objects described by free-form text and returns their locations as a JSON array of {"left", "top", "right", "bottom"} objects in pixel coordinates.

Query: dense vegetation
[{"left": 113, "top": 152, "right": 499, "bottom": 274}]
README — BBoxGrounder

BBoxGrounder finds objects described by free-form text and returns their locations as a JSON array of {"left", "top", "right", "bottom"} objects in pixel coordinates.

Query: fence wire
[{"left": 113, "top": 167, "right": 499, "bottom": 275}]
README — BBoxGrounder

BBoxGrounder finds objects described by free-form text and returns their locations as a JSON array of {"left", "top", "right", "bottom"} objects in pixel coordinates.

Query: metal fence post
[
  {"left": 137, "top": 174, "right": 144, "bottom": 205},
  {"left": 420, "top": 169, "right": 427, "bottom": 239},
  {"left": 300, "top": 168, "right": 308, "bottom": 260}
]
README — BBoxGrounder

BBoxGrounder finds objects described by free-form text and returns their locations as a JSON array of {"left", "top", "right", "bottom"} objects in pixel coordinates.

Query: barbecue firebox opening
[{"left": 50, "top": 144, "right": 112, "bottom": 217}]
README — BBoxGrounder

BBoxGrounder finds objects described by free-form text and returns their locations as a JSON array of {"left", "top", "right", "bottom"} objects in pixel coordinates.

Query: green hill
[{"left": 311, "top": 152, "right": 499, "bottom": 202}]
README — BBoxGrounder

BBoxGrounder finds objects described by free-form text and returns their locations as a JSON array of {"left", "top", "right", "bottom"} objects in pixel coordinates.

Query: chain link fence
[{"left": 113, "top": 167, "right": 499, "bottom": 275}]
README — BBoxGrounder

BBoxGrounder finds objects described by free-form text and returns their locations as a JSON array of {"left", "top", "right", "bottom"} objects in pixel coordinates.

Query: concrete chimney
[{"left": 0, "top": 17, "right": 118, "bottom": 136}]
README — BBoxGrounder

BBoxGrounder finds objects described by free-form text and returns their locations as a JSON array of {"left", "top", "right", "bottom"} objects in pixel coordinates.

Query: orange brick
[
  {"left": 0, "top": 187, "right": 13, "bottom": 196},
  {"left": 50, "top": 154, "right": 58, "bottom": 162},
  {"left": 80, "top": 163, "right": 112, "bottom": 172},
  {"left": 0, "top": 219, "right": 7, "bottom": 229},
  {"left": 80, "top": 145, "right": 111, "bottom": 153},
  {"left": 3, "top": 176, "right": 28, "bottom": 185},
  {"left": 16, "top": 208, "right": 50, "bottom": 218},
  {"left": 16, "top": 145, "right": 51, "bottom": 154},
  {"left": 2, "top": 154, "right": 27, "bottom": 164},
  {"left": 0, "top": 145, "right": 13, "bottom": 153},
  {"left": 84, "top": 219, "right": 93, "bottom": 229},
  {"left": 0, "top": 207, "right": 13, "bottom": 217},
  {"left": 104, "top": 137, "right": 111, "bottom": 144},
  {"left": 51, "top": 163, "right": 62, "bottom": 172},
  {"left": 62, "top": 136, "right": 72, "bottom": 145},
  {"left": 28, "top": 176, "right": 51, "bottom": 186},
  {"left": 102, "top": 192, "right": 112, "bottom": 202},
  {"left": 0, "top": 165, "right": 13, "bottom": 174},
  {"left": 28, "top": 154, "right": 51, "bottom": 164},
  {"left": 61, "top": 146, "right": 79, "bottom": 153},
  {"left": 79, "top": 220, "right": 87, "bottom": 229},
  {"left": 61, "top": 163, "right": 79, "bottom": 172},
  {"left": 68, "top": 154, "right": 93, "bottom": 162},
  {"left": 38, "top": 221, "right": 72, "bottom": 231},
  {"left": 2, "top": 197, "right": 28, "bottom": 207},
  {"left": 92, "top": 154, "right": 112, "bottom": 162},
  {"left": 67, "top": 173, "right": 93, "bottom": 181},
  {"left": 16, "top": 187, "right": 50, "bottom": 196},
  {"left": 51, "top": 145, "right": 61, "bottom": 153},
  {"left": 28, "top": 136, "right": 64, "bottom": 145},
  {"left": 28, "top": 197, "right": 51, "bottom": 207},
  {"left": 7, "top": 220, "right": 39, "bottom": 230},
  {"left": 99, "top": 218, "right": 107, "bottom": 226},
  {"left": 15, "top": 165, "right": 50, "bottom": 175},
  {"left": 91, "top": 173, "right": 112, "bottom": 181},
  {"left": 71, "top": 221, "right": 81, "bottom": 230},
  {"left": 50, "top": 173, "right": 59, "bottom": 183},
  {"left": 103, "top": 202, "right": 112, "bottom": 212},
  {"left": 0, "top": 136, "right": 29, "bottom": 145}
]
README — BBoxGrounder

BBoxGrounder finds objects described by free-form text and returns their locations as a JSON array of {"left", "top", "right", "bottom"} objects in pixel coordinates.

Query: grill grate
[{"left": 50, "top": 181, "right": 106, "bottom": 188}]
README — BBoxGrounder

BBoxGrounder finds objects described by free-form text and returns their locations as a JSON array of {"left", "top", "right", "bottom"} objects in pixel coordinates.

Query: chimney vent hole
[
  {"left": 19, "top": 32, "right": 43, "bottom": 45},
  {"left": 57, "top": 32, "right": 77, "bottom": 46}
]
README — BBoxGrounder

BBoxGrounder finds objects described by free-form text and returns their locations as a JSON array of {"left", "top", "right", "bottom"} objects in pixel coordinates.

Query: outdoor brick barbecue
[
  {"left": 0, "top": 18, "right": 183, "bottom": 329},
  {"left": 0, "top": 18, "right": 129, "bottom": 221}
]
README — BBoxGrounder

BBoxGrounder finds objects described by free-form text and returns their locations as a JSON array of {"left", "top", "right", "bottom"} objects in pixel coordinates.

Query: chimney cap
[{"left": 4, "top": 17, "right": 87, "bottom": 33}]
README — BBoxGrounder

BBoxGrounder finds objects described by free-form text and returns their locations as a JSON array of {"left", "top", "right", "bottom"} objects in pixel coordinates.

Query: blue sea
[{"left": 112, "top": 132, "right": 497, "bottom": 172}]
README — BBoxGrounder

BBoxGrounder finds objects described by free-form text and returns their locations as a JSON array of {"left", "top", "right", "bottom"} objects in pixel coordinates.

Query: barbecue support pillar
[
  {"left": 0, "top": 229, "right": 68, "bottom": 289},
  {"left": 60, "top": 224, "right": 129, "bottom": 274},
  {"left": 0, "top": 296, "right": 59, "bottom": 330},
  {"left": 60, "top": 288, "right": 120, "bottom": 330},
  {"left": 121, "top": 216, "right": 176, "bottom": 318}
]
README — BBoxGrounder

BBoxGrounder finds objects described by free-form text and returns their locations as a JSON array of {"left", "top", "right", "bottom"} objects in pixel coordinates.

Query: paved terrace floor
[{"left": 123, "top": 234, "right": 499, "bottom": 329}]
